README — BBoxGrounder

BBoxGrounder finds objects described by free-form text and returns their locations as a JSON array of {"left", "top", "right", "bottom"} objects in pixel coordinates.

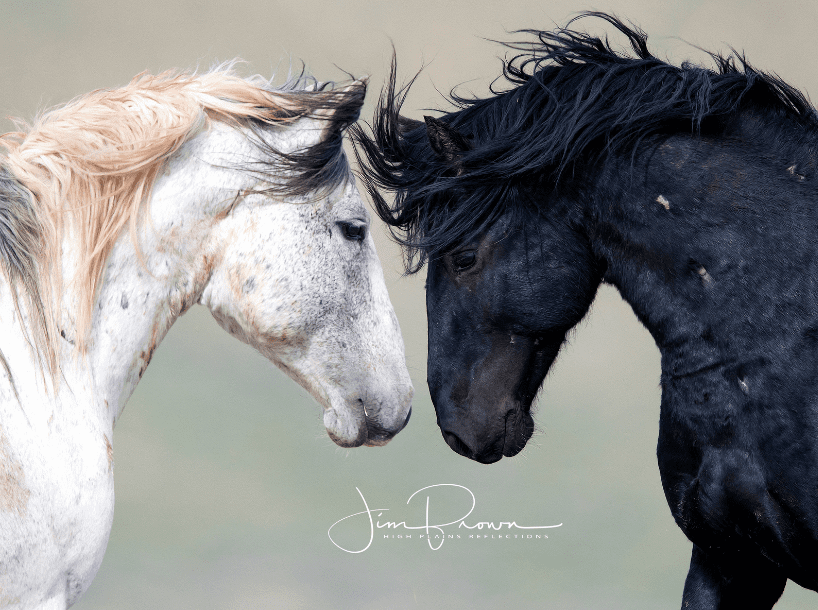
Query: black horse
[{"left": 353, "top": 13, "right": 818, "bottom": 610}]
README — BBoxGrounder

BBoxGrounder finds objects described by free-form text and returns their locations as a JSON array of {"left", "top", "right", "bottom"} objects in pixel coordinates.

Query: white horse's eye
[{"left": 337, "top": 221, "right": 366, "bottom": 242}]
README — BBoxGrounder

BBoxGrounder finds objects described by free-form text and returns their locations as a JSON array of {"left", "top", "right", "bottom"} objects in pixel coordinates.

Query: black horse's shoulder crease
[{"left": 354, "top": 11, "right": 818, "bottom": 610}]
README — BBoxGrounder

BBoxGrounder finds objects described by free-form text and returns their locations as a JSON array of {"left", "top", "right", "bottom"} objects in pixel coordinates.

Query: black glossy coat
[{"left": 353, "top": 13, "right": 818, "bottom": 609}]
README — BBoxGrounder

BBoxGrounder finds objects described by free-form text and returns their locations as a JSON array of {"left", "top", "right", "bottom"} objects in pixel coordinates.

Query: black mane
[{"left": 352, "top": 12, "right": 818, "bottom": 272}]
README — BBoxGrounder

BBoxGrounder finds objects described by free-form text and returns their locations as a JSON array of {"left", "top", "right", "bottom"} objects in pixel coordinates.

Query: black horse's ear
[
  {"left": 398, "top": 115, "right": 424, "bottom": 134},
  {"left": 424, "top": 116, "right": 471, "bottom": 172}
]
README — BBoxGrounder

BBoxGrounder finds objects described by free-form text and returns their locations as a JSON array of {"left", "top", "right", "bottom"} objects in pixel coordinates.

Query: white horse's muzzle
[{"left": 323, "top": 384, "right": 413, "bottom": 447}]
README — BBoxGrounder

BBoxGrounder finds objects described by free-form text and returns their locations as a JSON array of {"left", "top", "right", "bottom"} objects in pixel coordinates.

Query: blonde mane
[{"left": 0, "top": 65, "right": 364, "bottom": 377}]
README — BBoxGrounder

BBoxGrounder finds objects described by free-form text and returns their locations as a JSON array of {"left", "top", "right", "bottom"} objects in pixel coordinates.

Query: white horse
[{"left": 0, "top": 67, "right": 413, "bottom": 609}]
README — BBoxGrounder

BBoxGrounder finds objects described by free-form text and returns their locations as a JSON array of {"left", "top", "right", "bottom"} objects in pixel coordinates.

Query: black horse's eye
[
  {"left": 452, "top": 250, "right": 477, "bottom": 272},
  {"left": 337, "top": 221, "right": 366, "bottom": 242}
]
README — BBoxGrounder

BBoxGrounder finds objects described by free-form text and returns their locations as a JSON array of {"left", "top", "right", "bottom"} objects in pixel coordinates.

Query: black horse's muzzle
[{"left": 438, "top": 405, "right": 533, "bottom": 464}]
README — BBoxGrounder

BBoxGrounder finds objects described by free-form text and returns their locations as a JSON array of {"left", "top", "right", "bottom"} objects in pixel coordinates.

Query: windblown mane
[
  {"left": 0, "top": 64, "right": 365, "bottom": 376},
  {"left": 352, "top": 12, "right": 818, "bottom": 272}
]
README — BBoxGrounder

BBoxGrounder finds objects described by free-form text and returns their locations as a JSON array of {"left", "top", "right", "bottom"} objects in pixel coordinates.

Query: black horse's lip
[
  {"left": 502, "top": 408, "right": 534, "bottom": 458},
  {"left": 438, "top": 405, "right": 533, "bottom": 463},
  {"left": 440, "top": 427, "right": 503, "bottom": 463}
]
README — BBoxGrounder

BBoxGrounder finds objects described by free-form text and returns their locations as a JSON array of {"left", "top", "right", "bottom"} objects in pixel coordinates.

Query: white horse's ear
[
  {"left": 313, "top": 78, "right": 367, "bottom": 140},
  {"left": 341, "top": 77, "right": 368, "bottom": 96}
]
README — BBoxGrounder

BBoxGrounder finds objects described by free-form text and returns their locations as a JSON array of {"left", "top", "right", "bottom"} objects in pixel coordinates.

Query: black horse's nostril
[
  {"left": 441, "top": 428, "right": 504, "bottom": 464},
  {"left": 441, "top": 429, "right": 474, "bottom": 458}
]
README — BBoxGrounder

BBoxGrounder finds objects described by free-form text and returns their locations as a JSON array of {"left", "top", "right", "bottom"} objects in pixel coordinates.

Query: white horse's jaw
[{"left": 247, "top": 335, "right": 413, "bottom": 448}]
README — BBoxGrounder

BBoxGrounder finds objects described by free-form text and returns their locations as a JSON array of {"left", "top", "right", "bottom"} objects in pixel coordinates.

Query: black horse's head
[
  {"left": 353, "top": 88, "right": 602, "bottom": 462},
  {"left": 420, "top": 119, "right": 601, "bottom": 462},
  {"left": 426, "top": 214, "right": 599, "bottom": 462}
]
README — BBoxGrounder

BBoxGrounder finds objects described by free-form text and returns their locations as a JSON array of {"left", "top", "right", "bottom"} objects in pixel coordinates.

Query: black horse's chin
[{"left": 439, "top": 406, "right": 534, "bottom": 464}]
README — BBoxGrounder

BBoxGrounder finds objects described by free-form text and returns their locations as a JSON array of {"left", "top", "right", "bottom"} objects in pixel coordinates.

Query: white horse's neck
[
  {"left": 1, "top": 121, "right": 255, "bottom": 433},
  {"left": 0, "top": 125, "right": 243, "bottom": 610}
]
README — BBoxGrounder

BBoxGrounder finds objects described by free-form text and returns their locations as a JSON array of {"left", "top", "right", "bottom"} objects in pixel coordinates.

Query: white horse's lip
[
  {"left": 323, "top": 406, "right": 366, "bottom": 447},
  {"left": 322, "top": 400, "right": 412, "bottom": 448},
  {"left": 327, "top": 430, "right": 366, "bottom": 448}
]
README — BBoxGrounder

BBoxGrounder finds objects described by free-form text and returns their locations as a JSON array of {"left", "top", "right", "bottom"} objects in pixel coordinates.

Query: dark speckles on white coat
[{"left": 120, "top": 294, "right": 129, "bottom": 310}]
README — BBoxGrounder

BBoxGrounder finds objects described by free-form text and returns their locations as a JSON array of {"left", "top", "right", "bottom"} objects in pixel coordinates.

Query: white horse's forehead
[{"left": 321, "top": 180, "right": 369, "bottom": 221}]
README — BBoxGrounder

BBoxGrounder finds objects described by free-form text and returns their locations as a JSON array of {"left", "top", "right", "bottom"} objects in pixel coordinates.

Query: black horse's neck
[
  {"left": 581, "top": 113, "right": 818, "bottom": 380},
  {"left": 575, "top": 113, "right": 818, "bottom": 597}
]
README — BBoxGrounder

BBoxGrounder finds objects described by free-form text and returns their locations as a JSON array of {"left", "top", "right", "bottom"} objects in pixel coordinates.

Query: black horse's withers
[{"left": 425, "top": 212, "right": 601, "bottom": 463}]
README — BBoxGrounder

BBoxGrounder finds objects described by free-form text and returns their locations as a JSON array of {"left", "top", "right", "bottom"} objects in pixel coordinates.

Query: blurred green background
[{"left": 1, "top": 0, "right": 816, "bottom": 608}]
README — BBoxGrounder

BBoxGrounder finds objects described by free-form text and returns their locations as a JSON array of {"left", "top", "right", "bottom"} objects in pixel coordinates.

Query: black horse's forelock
[
  {"left": 352, "top": 12, "right": 818, "bottom": 273},
  {"left": 351, "top": 61, "right": 528, "bottom": 272}
]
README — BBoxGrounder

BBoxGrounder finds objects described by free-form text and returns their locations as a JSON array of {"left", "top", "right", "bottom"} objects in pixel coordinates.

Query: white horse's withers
[{"left": 0, "top": 68, "right": 412, "bottom": 609}]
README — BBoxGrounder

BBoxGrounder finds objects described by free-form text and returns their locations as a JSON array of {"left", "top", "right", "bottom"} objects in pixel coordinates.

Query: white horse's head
[
  {"left": 0, "top": 67, "right": 413, "bottom": 610},
  {"left": 185, "top": 82, "right": 413, "bottom": 447},
  {"left": 1, "top": 69, "right": 413, "bottom": 448},
  {"left": 201, "top": 178, "right": 413, "bottom": 447}
]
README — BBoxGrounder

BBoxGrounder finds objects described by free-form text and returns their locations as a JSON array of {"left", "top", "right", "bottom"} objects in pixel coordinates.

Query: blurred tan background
[{"left": 1, "top": 0, "right": 816, "bottom": 608}]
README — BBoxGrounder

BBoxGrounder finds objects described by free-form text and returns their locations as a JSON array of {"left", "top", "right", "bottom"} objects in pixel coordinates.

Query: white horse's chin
[
  {"left": 322, "top": 391, "right": 412, "bottom": 448},
  {"left": 323, "top": 407, "right": 368, "bottom": 448}
]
